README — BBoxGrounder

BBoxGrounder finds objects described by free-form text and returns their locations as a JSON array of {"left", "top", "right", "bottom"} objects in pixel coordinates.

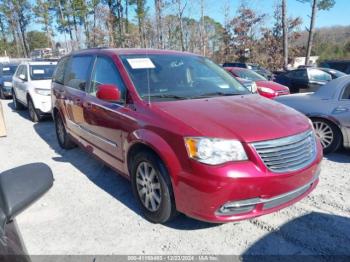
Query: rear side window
[
  {"left": 53, "top": 57, "right": 69, "bottom": 84},
  {"left": 88, "top": 56, "right": 126, "bottom": 101},
  {"left": 64, "top": 56, "right": 94, "bottom": 91},
  {"left": 341, "top": 84, "right": 350, "bottom": 100}
]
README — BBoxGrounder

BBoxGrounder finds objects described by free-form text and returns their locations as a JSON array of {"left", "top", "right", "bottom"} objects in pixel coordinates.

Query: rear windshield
[
  {"left": 1, "top": 65, "right": 17, "bottom": 76},
  {"left": 121, "top": 54, "right": 249, "bottom": 101},
  {"left": 30, "top": 64, "right": 56, "bottom": 80}
]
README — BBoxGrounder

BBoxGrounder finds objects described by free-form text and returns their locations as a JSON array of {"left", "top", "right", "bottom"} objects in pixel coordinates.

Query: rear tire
[
  {"left": 28, "top": 98, "right": 41, "bottom": 122},
  {"left": 54, "top": 112, "right": 76, "bottom": 149},
  {"left": 12, "top": 89, "right": 25, "bottom": 110},
  {"left": 130, "top": 150, "right": 178, "bottom": 223},
  {"left": 312, "top": 118, "right": 342, "bottom": 154}
]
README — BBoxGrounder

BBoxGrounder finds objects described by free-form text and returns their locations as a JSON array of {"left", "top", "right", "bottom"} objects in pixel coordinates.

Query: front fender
[{"left": 125, "top": 129, "right": 183, "bottom": 185}]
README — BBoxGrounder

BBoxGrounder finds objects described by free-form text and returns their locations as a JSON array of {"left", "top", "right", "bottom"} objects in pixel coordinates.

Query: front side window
[
  {"left": 30, "top": 64, "right": 56, "bottom": 81},
  {"left": 293, "top": 70, "right": 308, "bottom": 80},
  {"left": 15, "top": 65, "right": 25, "bottom": 78},
  {"left": 64, "top": 56, "right": 94, "bottom": 91},
  {"left": 120, "top": 54, "right": 248, "bottom": 101},
  {"left": 308, "top": 69, "right": 332, "bottom": 82},
  {"left": 89, "top": 56, "right": 126, "bottom": 101},
  {"left": 341, "top": 84, "right": 350, "bottom": 100}
]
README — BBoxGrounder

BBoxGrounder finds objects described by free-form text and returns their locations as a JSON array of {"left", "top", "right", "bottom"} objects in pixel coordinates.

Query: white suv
[{"left": 12, "top": 61, "right": 57, "bottom": 122}]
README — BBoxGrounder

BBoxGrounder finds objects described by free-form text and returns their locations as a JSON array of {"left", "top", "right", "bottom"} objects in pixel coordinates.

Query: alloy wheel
[
  {"left": 136, "top": 161, "right": 162, "bottom": 212},
  {"left": 313, "top": 121, "right": 334, "bottom": 149}
]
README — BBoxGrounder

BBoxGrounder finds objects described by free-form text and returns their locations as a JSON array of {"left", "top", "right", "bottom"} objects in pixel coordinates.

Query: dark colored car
[
  {"left": 0, "top": 163, "right": 53, "bottom": 260},
  {"left": 223, "top": 62, "right": 273, "bottom": 80},
  {"left": 275, "top": 68, "right": 332, "bottom": 93},
  {"left": 225, "top": 67, "right": 290, "bottom": 99},
  {"left": 319, "top": 60, "right": 350, "bottom": 74},
  {"left": 52, "top": 48, "right": 322, "bottom": 224},
  {"left": 0, "top": 63, "right": 18, "bottom": 99}
]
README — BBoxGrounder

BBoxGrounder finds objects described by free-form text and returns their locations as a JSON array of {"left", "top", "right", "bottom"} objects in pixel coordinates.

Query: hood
[
  {"left": 256, "top": 80, "right": 289, "bottom": 91},
  {"left": 154, "top": 95, "right": 310, "bottom": 143},
  {"left": 30, "top": 79, "right": 52, "bottom": 89}
]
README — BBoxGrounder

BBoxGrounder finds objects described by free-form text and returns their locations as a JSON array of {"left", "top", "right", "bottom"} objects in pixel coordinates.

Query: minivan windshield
[
  {"left": 233, "top": 68, "right": 267, "bottom": 81},
  {"left": 121, "top": 54, "right": 249, "bottom": 101},
  {"left": 30, "top": 64, "right": 56, "bottom": 80}
]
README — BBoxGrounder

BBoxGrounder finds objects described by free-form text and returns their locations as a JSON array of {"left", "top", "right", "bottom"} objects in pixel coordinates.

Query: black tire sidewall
[
  {"left": 28, "top": 98, "right": 39, "bottom": 122},
  {"left": 130, "top": 151, "right": 176, "bottom": 223}
]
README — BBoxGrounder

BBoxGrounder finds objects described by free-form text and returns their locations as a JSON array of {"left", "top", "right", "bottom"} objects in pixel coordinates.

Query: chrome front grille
[{"left": 251, "top": 130, "right": 317, "bottom": 173}]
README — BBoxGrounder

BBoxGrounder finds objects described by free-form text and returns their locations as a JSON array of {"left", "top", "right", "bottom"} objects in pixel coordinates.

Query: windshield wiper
[
  {"left": 194, "top": 92, "right": 242, "bottom": 98},
  {"left": 144, "top": 94, "right": 189, "bottom": 100}
]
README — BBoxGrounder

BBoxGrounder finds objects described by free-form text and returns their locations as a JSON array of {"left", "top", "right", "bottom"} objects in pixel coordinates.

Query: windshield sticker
[
  {"left": 3, "top": 67, "right": 9, "bottom": 71},
  {"left": 33, "top": 69, "right": 45, "bottom": 74},
  {"left": 127, "top": 58, "right": 155, "bottom": 69}
]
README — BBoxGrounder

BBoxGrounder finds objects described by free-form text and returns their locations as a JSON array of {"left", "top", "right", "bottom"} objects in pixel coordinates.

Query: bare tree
[
  {"left": 299, "top": 0, "right": 335, "bottom": 65},
  {"left": 282, "top": 0, "right": 288, "bottom": 69},
  {"left": 155, "top": 0, "right": 164, "bottom": 48}
]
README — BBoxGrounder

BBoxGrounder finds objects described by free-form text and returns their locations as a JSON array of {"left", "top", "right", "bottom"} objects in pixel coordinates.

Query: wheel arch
[
  {"left": 307, "top": 114, "right": 345, "bottom": 147},
  {"left": 125, "top": 130, "right": 182, "bottom": 187}
]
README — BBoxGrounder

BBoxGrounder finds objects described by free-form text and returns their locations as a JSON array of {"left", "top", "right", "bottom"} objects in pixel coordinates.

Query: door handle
[{"left": 333, "top": 106, "right": 349, "bottom": 114}]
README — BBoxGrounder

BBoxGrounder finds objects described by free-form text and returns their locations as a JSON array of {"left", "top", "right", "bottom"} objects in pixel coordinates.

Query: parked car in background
[
  {"left": 12, "top": 61, "right": 57, "bottom": 122},
  {"left": 319, "top": 60, "right": 350, "bottom": 74},
  {"left": 52, "top": 48, "right": 322, "bottom": 224},
  {"left": 0, "top": 63, "right": 18, "bottom": 99},
  {"left": 275, "top": 67, "right": 332, "bottom": 93},
  {"left": 318, "top": 67, "right": 347, "bottom": 79},
  {"left": 276, "top": 76, "right": 350, "bottom": 153},
  {"left": 223, "top": 62, "right": 273, "bottom": 80},
  {"left": 225, "top": 67, "right": 289, "bottom": 99},
  {"left": 0, "top": 163, "right": 53, "bottom": 260}
]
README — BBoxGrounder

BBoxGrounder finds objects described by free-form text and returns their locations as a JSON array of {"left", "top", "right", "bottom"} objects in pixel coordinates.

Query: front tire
[
  {"left": 28, "top": 98, "right": 41, "bottom": 122},
  {"left": 131, "top": 150, "right": 177, "bottom": 223},
  {"left": 12, "top": 89, "right": 25, "bottom": 110},
  {"left": 54, "top": 112, "right": 76, "bottom": 149},
  {"left": 312, "top": 118, "right": 341, "bottom": 154}
]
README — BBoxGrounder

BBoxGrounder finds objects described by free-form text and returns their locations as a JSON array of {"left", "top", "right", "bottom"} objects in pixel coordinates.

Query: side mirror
[
  {"left": 96, "top": 84, "right": 121, "bottom": 102},
  {"left": 18, "top": 74, "right": 26, "bottom": 81},
  {"left": 0, "top": 163, "right": 53, "bottom": 231}
]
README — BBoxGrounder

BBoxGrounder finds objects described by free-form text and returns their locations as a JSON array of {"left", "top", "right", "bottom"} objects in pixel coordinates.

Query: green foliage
[{"left": 27, "top": 31, "right": 49, "bottom": 51}]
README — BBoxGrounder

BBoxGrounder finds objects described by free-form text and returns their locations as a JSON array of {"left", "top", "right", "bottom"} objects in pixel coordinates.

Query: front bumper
[
  {"left": 31, "top": 92, "right": 52, "bottom": 114},
  {"left": 174, "top": 142, "right": 322, "bottom": 223}
]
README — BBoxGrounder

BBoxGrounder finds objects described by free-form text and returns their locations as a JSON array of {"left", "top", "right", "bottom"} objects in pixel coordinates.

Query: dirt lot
[{"left": 0, "top": 99, "right": 349, "bottom": 256}]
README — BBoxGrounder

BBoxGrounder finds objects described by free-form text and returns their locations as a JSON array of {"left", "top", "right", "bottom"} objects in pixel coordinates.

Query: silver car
[{"left": 276, "top": 76, "right": 350, "bottom": 154}]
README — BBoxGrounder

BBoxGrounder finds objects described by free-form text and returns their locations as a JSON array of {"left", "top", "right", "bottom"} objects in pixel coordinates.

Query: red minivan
[{"left": 51, "top": 48, "right": 322, "bottom": 223}]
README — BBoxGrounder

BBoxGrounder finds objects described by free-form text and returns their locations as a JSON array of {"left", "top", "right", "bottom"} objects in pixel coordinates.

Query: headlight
[
  {"left": 35, "top": 88, "right": 51, "bottom": 96},
  {"left": 184, "top": 137, "right": 248, "bottom": 165},
  {"left": 3, "top": 81, "right": 12, "bottom": 87},
  {"left": 259, "top": 87, "right": 275, "bottom": 94}
]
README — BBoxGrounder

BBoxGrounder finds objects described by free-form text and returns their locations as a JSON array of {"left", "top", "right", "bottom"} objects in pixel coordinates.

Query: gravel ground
[{"left": 0, "top": 99, "right": 349, "bottom": 256}]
